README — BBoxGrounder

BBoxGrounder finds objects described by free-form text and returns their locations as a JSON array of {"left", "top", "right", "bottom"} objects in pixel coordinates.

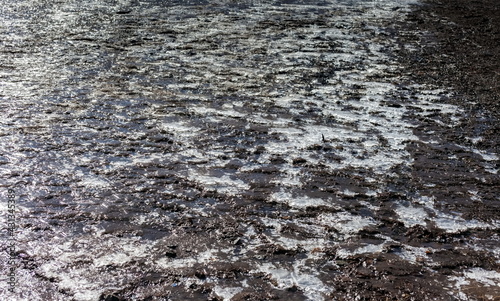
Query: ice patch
[
  {"left": 394, "top": 203, "right": 428, "bottom": 227},
  {"left": 213, "top": 286, "right": 244, "bottom": 301},
  {"left": 189, "top": 173, "right": 250, "bottom": 195},
  {"left": 78, "top": 176, "right": 110, "bottom": 188},
  {"left": 155, "top": 247, "right": 233, "bottom": 270},
  {"left": 433, "top": 212, "right": 497, "bottom": 233},
  {"left": 449, "top": 268, "right": 500, "bottom": 300},
  {"left": 318, "top": 211, "right": 378, "bottom": 235},
  {"left": 190, "top": 106, "right": 246, "bottom": 119},
  {"left": 269, "top": 190, "right": 332, "bottom": 208},
  {"left": 463, "top": 268, "right": 500, "bottom": 286},
  {"left": 160, "top": 120, "right": 200, "bottom": 138},
  {"left": 413, "top": 195, "right": 436, "bottom": 208},
  {"left": 256, "top": 261, "right": 332, "bottom": 301},
  {"left": 337, "top": 243, "right": 386, "bottom": 259},
  {"left": 472, "top": 149, "right": 498, "bottom": 162},
  {"left": 395, "top": 245, "right": 432, "bottom": 264},
  {"left": 36, "top": 235, "right": 152, "bottom": 301}
]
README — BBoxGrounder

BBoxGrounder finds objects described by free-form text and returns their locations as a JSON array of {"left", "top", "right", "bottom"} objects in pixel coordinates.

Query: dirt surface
[
  {"left": 403, "top": 0, "right": 500, "bottom": 116},
  {"left": 0, "top": 0, "right": 499, "bottom": 300},
  {"left": 390, "top": 0, "right": 500, "bottom": 299}
]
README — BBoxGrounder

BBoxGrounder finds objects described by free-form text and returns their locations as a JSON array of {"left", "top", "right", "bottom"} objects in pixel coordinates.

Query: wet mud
[
  {"left": 0, "top": 0, "right": 499, "bottom": 300},
  {"left": 390, "top": 1, "right": 500, "bottom": 299}
]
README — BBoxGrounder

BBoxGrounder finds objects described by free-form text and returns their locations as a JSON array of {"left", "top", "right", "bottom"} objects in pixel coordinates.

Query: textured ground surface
[{"left": 0, "top": 0, "right": 498, "bottom": 300}]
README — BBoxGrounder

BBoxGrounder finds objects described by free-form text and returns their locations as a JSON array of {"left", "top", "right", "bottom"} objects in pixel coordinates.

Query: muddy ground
[
  {"left": 0, "top": 0, "right": 499, "bottom": 300},
  {"left": 350, "top": 0, "right": 500, "bottom": 299},
  {"left": 389, "top": 0, "right": 500, "bottom": 299}
]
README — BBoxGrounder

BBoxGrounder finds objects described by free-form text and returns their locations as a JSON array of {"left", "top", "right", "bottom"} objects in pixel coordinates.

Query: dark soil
[
  {"left": 387, "top": 0, "right": 500, "bottom": 300},
  {"left": 398, "top": 0, "right": 499, "bottom": 222},
  {"left": 2, "top": 1, "right": 499, "bottom": 300},
  {"left": 403, "top": 0, "right": 500, "bottom": 116},
  {"left": 399, "top": 0, "right": 500, "bottom": 151}
]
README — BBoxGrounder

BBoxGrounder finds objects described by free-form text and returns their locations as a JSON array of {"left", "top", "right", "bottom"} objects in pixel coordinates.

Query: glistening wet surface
[{"left": 0, "top": 0, "right": 499, "bottom": 300}]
